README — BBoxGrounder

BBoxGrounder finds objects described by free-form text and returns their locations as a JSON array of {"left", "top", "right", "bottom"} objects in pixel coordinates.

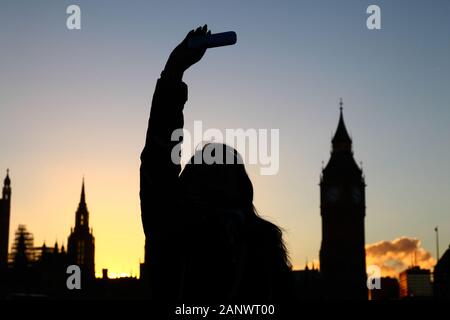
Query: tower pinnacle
[
  {"left": 80, "top": 177, "right": 86, "bottom": 205},
  {"left": 4, "top": 169, "right": 10, "bottom": 187},
  {"left": 331, "top": 100, "right": 352, "bottom": 153}
]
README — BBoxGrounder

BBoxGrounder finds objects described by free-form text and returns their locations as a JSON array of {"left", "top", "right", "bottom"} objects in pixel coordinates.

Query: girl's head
[
  {"left": 179, "top": 143, "right": 291, "bottom": 280},
  {"left": 180, "top": 143, "right": 254, "bottom": 214}
]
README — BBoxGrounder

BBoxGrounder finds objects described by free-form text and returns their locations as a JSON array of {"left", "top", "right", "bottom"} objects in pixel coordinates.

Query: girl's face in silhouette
[
  {"left": 180, "top": 144, "right": 253, "bottom": 212},
  {"left": 180, "top": 163, "right": 240, "bottom": 211}
]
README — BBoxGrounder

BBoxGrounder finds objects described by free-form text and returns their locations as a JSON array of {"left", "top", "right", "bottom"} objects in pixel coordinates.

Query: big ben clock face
[
  {"left": 351, "top": 187, "right": 362, "bottom": 204},
  {"left": 326, "top": 186, "right": 339, "bottom": 203}
]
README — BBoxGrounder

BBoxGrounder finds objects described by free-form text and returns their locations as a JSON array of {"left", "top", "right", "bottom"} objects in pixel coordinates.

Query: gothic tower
[
  {"left": 67, "top": 178, "right": 95, "bottom": 281},
  {"left": 319, "top": 100, "right": 367, "bottom": 300},
  {"left": 0, "top": 169, "right": 11, "bottom": 270}
]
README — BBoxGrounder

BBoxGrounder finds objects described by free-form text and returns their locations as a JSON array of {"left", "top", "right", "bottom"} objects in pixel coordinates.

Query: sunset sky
[{"left": 1, "top": 0, "right": 449, "bottom": 278}]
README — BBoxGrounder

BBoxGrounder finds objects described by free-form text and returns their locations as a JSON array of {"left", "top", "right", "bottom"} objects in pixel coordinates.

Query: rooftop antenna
[{"left": 435, "top": 226, "right": 440, "bottom": 261}]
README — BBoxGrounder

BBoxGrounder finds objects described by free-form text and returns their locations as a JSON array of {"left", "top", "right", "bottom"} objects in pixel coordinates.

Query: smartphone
[{"left": 188, "top": 31, "right": 237, "bottom": 49}]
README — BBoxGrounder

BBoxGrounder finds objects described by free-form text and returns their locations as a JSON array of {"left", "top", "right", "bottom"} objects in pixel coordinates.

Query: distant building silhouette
[
  {"left": 399, "top": 266, "right": 433, "bottom": 299},
  {"left": 434, "top": 245, "right": 450, "bottom": 300},
  {"left": 139, "top": 238, "right": 149, "bottom": 286},
  {"left": 292, "top": 264, "right": 323, "bottom": 300},
  {"left": 0, "top": 176, "right": 146, "bottom": 300},
  {"left": 0, "top": 169, "right": 11, "bottom": 270},
  {"left": 2, "top": 224, "right": 71, "bottom": 297},
  {"left": 6, "top": 224, "right": 37, "bottom": 293},
  {"left": 10, "top": 225, "right": 35, "bottom": 270},
  {"left": 67, "top": 179, "right": 95, "bottom": 282},
  {"left": 319, "top": 101, "right": 368, "bottom": 300},
  {"left": 34, "top": 241, "right": 70, "bottom": 295},
  {"left": 369, "top": 277, "right": 400, "bottom": 300}
]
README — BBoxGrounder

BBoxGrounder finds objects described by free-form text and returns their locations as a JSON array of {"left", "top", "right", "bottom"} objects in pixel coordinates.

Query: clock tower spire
[{"left": 319, "top": 101, "right": 367, "bottom": 300}]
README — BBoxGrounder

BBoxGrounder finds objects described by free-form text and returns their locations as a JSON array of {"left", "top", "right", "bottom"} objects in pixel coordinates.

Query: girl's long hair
[{"left": 180, "top": 143, "right": 291, "bottom": 269}]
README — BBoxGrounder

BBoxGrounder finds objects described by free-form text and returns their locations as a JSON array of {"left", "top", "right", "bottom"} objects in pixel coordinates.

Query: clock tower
[{"left": 319, "top": 100, "right": 367, "bottom": 300}]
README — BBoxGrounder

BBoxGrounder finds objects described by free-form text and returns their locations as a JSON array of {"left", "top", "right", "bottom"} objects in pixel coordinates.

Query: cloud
[{"left": 366, "top": 237, "right": 436, "bottom": 278}]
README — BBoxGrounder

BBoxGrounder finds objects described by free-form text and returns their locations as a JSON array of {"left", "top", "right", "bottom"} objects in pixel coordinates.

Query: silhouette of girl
[{"left": 140, "top": 25, "right": 292, "bottom": 302}]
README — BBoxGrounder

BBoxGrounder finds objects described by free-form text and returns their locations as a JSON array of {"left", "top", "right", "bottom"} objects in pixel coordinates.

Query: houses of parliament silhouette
[{"left": 0, "top": 176, "right": 96, "bottom": 296}]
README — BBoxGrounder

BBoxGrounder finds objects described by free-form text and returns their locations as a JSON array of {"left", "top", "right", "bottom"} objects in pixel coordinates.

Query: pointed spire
[
  {"left": 80, "top": 177, "right": 86, "bottom": 205},
  {"left": 332, "top": 98, "right": 352, "bottom": 153},
  {"left": 75, "top": 177, "right": 89, "bottom": 229}
]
